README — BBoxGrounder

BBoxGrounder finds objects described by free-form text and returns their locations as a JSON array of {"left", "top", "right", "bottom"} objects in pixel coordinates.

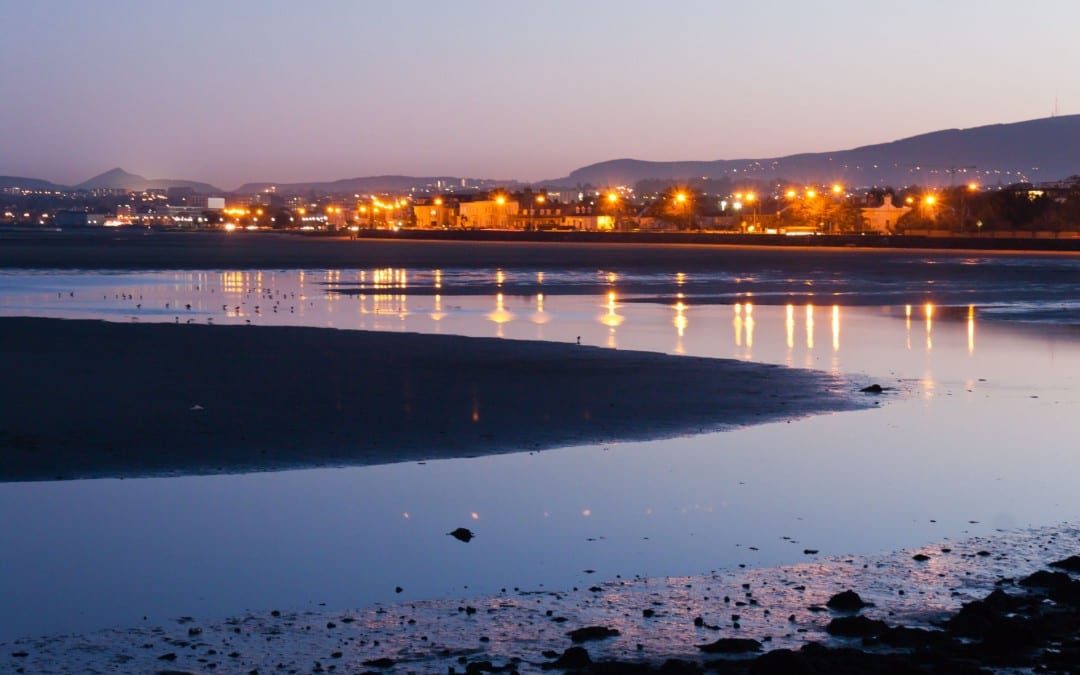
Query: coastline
[
  {"left": 0, "top": 317, "right": 871, "bottom": 482},
  {"left": 0, "top": 228, "right": 1078, "bottom": 273},
  {"left": 5, "top": 524, "right": 1078, "bottom": 673}
]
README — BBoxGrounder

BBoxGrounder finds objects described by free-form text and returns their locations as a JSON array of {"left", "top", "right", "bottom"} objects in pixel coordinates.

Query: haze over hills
[
  {"left": 232, "top": 175, "right": 508, "bottom": 195},
  {"left": 75, "top": 168, "right": 223, "bottom": 194},
  {"left": 4, "top": 116, "right": 1080, "bottom": 195},
  {"left": 554, "top": 115, "right": 1080, "bottom": 188}
]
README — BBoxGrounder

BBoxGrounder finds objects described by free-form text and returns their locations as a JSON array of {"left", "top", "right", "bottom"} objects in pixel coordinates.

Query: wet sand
[
  {"left": 0, "top": 317, "right": 869, "bottom": 482},
  {"left": 5, "top": 525, "right": 1079, "bottom": 673}
]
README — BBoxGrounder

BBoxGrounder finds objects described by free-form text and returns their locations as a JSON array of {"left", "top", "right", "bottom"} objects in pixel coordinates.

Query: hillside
[{"left": 555, "top": 115, "right": 1080, "bottom": 188}]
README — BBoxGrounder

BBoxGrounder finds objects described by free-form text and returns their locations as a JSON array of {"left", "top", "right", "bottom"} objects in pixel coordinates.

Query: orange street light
[
  {"left": 785, "top": 189, "right": 797, "bottom": 199},
  {"left": 607, "top": 193, "right": 618, "bottom": 204},
  {"left": 831, "top": 184, "right": 843, "bottom": 195},
  {"left": 675, "top": 192, "right": 687, "bottom": 203},
  {"left": 924, "top": 195, "right": 937, "bottom": 206},
  {"left": 806, "top": 189, "right": 817, "bottom": 199},
  {"left": 434, "top": 197, "right": 444, "bottom": 206},
  {"left": 535, "top": 194, "right": 546, "bottom": 204}
]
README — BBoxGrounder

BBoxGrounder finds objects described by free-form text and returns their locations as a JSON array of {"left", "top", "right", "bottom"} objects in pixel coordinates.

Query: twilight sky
[{"left": 3, "top": 0, "right": 1078, "bottom": 190}]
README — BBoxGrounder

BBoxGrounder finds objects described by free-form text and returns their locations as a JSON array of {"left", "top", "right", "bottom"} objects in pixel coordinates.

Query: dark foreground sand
[{"left": 0, "top": 317, "right": 870, "bottom": 482}]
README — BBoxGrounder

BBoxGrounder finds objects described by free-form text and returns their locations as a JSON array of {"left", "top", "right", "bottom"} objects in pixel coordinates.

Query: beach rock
[
  {"left": 567, "top": 626, "right": 620, "bottom": 643},
  {"left": 552, "top": 646, "right": 591, "bottom": 668},
  {"left": 1019, "top": 569, "right": 1072, "bottom": 590},
  {"left": 362, "top": 657, "right": 396, "bottom": 668},
  {"left": 826, "top": 615, "right": 889, "bottom": 637},
  {"left": 826, "top": 590, "right": 869, "bottom": 611},
  {"left": 749, "top": 649, "right": 813, "bottom": 675},
  {"left": 448, "top": 527, "right": 475, "bottom": 542},
  {"left": 912, "top": 553, "right": 931, "bottom": 561},
  {"left": 1049, "top": 555, "right": 1080, "bottom": 572},
  {"left": 947, "top": 590, "right": 1020, "bottom": 636},
  {"left": 802, "top": 549, "right": 818, "bottom": 555},
  {"left": 697, "top": 637, "right": 762, "bottom": 653},
  {"left": 860, "top": 384, "right": 884, "bottom": 393}
]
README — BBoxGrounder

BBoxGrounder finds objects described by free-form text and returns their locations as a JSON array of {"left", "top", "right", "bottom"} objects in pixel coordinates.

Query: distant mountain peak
[{"left": 75, "top": 168, "right": 222, "bottom": 194}]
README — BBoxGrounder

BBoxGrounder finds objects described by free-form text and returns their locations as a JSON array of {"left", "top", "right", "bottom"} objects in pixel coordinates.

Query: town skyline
[{"left": 4, "top": 1, "right": 1079, "bottom": 189}]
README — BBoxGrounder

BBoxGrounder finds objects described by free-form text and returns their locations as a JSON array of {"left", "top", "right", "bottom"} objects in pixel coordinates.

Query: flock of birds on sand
[{"left": 54, "top": 285, "right": 321, "bottom": 326}]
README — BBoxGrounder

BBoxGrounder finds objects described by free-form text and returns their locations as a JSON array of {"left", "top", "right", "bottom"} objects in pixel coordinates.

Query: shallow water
[{"left": 0, "top": 266, "right": 1078, "bottom": 642}]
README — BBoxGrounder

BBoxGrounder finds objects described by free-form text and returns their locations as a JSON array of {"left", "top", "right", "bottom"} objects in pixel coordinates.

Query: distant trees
[
  {"left": 895, "top": 183, "right": 1079, "bottom": 233},
  {"left": 778, "top": 192, "right": 866, "bottom": 233},
  {"left": 642, "top": 187, "right": 708, "bottom": 229}
]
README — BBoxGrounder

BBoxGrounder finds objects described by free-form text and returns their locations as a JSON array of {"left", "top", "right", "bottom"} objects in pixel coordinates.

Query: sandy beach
[{"left": 0, "top": 317, "right": 869, "bottom": 482}]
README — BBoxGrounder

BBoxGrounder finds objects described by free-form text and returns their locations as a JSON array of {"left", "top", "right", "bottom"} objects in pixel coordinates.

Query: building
[
  {"left": 412, "top": 198, "right": 457, "bottom": 228},
  {"left": 457, "top": 194, "right": 519, "bottom": 229},
  {"left": 54, "top": 211, "right": 107, "bottom": 227},
  {"left": 861, "top": 194, "right": 911, "bottom": 233}
]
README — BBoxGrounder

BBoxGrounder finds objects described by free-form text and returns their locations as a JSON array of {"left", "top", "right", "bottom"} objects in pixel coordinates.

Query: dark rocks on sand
[
  {"left": 449, "top": 527, "right": 475, "bottom": 542},
  {"left": 860, "top": 384, "right": 884, "bottom": 393},
  {"left": 697, "top": 637, "right": 763, "bottom": 653},
  {"left": 825, "top": 590, "right": 869, "bottom": 611},
  {"left": 1049, "top": 554, "right": 1080, "bottom": 572},
  {"left": 552, "top": 646, "right": 592, "bottom": 668},
  {"left": 802, "top": 549, "right": 818, "bottom": 555},
  {"left": 825, "top": 615, "right": 889, "bottom": 637},
  {"left": 912, "top": 553, "right": 931, "bottom": 561},
  {"left": 362, "top": 657, "right": 396, "bottom": 668},
  {"left": 567, "top": 626, "right": 620, "bottom": 643},
  {"left": 1018, "top": 569, "right": 1072, "bottom": 590}
]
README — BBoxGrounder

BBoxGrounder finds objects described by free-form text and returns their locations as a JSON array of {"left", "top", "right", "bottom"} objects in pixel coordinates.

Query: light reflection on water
[{"left": 0, "top": 268, "right": 1078, "bottom": 641}]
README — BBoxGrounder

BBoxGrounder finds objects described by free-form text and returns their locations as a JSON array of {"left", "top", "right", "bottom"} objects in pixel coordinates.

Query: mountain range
[
  {"left": 557, "top": 115, "right": 1080, "bottom": 188},
  {"left": 4, "top": 115, "right": 1080, "bottom": 194}
]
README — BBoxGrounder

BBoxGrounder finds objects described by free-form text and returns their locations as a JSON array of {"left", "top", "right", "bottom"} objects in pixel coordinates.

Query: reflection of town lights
[
  {"left": 786, "top": 304, "right": 795, "bottom": 350},
  {"left": 832, "top": 305, "right": 840, "bottom": 352}
]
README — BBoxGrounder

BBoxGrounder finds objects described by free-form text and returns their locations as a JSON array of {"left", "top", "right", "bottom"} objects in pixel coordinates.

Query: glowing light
[
  {"left": 831, "top": 305, "right": 840, "bottom": 352},
  {"left": 487, "top": 292, "right": 513, "bottom": 326},
  {"left": 675, "top": 192, "right": 687, "bottom": 203},
  {"left": 744, "top": 302, "right": 754, "bottom": 349},
  {"left": 806, "top": 304, "right": 815, "bottom": 350},
  {"left": 924, "top": 195, "right": 936, "bottom": 206},
  {"left": 968, "top": 305, "right": 975, "bottom": 354},
  {"left": 831, "top": 184, "right": 843, "bottom": 194},
  {"left": 470, "top": 512, "right": 479, "bottom": 520},
  {"left": 786, "top": 304, "right": 795, "bottom": 350},
  {"left": 925, "top": 303, "right": 934, "bottom": 350},
  {"left": 806, "top": 189, "right": 817, "bottom": 198},
  {"left": 600, "top": 291, "right": 623, "bottom": 328},
  {"left": 785, "top": 189, "right": 797, "bottom": 199}
]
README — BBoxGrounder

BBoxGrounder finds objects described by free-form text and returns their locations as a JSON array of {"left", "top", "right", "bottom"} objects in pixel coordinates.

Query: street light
[
  {"left": 961, "top": 182, "right": 978, "bottom": 233},
  {"left": 675, "top": 191, "right": 690, "bottom": 230},
  {"left": 495, "top": 194, "right": 507, "bottom": 229}
]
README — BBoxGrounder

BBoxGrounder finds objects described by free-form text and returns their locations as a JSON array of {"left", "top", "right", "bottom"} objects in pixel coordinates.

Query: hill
[
  {"left": 0, "top": 176, "right": 69, "bottom": 191},
  {"left": 76, "top": 168, "right": 223, "bottom": 194},
  {"left": 554, "top": 115, "right": 1080, "bottom": 188},
  {"left": 232, "top": 175, "right": 509, "bottom": 195}
]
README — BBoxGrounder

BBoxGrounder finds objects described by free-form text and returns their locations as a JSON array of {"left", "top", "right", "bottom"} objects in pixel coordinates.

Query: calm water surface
[{"left": 0, "top": 267, "right": 1078, "bottom": 641}]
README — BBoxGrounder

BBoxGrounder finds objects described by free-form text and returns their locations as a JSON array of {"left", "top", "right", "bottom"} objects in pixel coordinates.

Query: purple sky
[{"left": 2, "top": 0, "right": 1078, "bottom": 190}]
